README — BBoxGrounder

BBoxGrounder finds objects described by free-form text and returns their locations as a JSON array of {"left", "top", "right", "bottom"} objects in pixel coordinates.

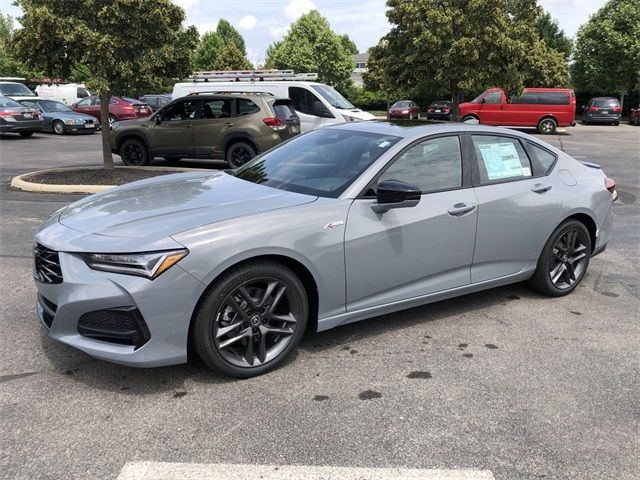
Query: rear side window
[
  {"left": 528, "top": 142, "right": 557, "bottom": 174},
  {"left": 288, "top": 87, "right": 320, "bottom": 115},
  {"left": 200, "top": 99, "right": 232, "bottom": 119},
  {"left": 510, "top": 92, "right": 538, "bottom": 104},
  {"left": 537, "top": 92, "right": 570, "bottom": 105},
  {"left": 472, "top": 135, "right": 532, "bottom": 183},
  {"left": 236, "top": 99, "right": 260, "bottom": 115}
]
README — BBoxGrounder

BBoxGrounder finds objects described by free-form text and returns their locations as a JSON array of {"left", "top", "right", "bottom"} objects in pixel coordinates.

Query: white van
[
  {"left": 35, "top": 83, "right": 91, "bottom": 106},
  {"left": 172, "top": 70, "right": 374, "bottom": 132}
]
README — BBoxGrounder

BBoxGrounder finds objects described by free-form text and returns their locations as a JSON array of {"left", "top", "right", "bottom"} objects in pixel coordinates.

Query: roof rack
[
  {"left": 186, "top": 91, "right": 275, "bottom": 97},
  {"left": 188, "top": 69, "right": 318, "bottom": 82}
]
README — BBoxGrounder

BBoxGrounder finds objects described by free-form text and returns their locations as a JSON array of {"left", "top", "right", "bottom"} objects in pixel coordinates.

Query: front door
[
  {"left": 344, "top": 135, "right": 478, "bottom": 311},
  {"left": 288, "top": 86, "right": 334, "bottom": 132},
  {"left": 478, "top": 91, "right": 504, "bottom": 125},
  {"left": 147, "top": 99, "right": 200, "bottom": 158},
  {"left": 468, "top": 134, "right": 562, "bottom": 282}
]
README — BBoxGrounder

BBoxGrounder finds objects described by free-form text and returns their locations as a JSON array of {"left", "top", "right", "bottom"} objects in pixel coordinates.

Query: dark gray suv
[
  {"left": 582, "top": 97, "right": 622, "bottom": 125},
  {"left": 110, "top": 93, "right": 300, "bottom": 167}
]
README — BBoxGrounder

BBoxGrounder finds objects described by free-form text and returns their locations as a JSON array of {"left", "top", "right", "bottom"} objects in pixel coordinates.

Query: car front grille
[
  {"left": 34, "top": 244, "right": 63, "bottom": 284},
  {"left": 78, "top": 307, "right": 151, "bottom": 348}
]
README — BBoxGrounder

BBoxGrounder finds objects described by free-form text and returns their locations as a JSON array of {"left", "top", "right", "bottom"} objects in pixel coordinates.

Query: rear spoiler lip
[{"left": 579, "top": 160, "right": 602, "bottom": 169}]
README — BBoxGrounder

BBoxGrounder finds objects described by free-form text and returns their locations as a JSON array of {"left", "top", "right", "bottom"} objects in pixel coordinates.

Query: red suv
[
  {"left": 72, "top": 96, "right": 152, "bottom": 125},
  {"left": 459, "top": 87, "right": 576, "bottom": 134}
]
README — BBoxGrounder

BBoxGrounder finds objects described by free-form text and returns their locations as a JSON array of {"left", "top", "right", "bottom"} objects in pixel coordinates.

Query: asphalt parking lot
[{"left": 1, "top": 123, "right": 639, "bottom": 480}]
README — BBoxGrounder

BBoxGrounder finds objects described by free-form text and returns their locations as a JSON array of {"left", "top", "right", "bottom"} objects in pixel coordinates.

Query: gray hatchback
[{"left": 35, "top": 122, "right": 615, "bottom": 377}]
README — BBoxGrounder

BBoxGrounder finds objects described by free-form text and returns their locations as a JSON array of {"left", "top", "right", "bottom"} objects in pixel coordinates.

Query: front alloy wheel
[
  {"left": 120, "top": 138, "right": 149, "bottom": 166},
  {"left": 192, "top": 261, "right": 308, "bottom": 377}
]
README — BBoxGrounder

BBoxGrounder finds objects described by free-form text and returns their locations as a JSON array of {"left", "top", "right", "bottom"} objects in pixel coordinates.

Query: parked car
[
  {"left": 139, "top": 94, "right": 172, "bottom": 111},
  {"left": 426, "top": 100, "right": 452, "bottom": 120},
  {"left": 121, "top": 97, "right": 154, "bottom": 117},
  {"left": 34, "top": 122, "right": 615, "bottom": 377},
  {"left": 459, "top": 88, "right": 576, "bottom": 134},
  {"left": 15, "top": 97, "right": 97, "bottom": 134},
  {"left": 0, "top": 81, "right": 36, "bottom": 99},
  {"left": 71, "top": 95, "right": 145, "bottom": 125},
  {"left": 629, "top": 104, "right": 640, "bottom": 126},
  {"left": 582, "top": 97, "right": 622, "bottom": 125},
  {"left": 172, "top": 69, "right": 375, "bottom": 132},
  {"left": 110, "top": 93, "right": 301, "bottom": 167},
  {"left": 388, "top": 100, "right": 420, "bottom": 120},
  {"left": 0, "top": 95, "right": 43, "bottom": 136},
  {"left": 35, "top": 83, "right": 90, "bottom": 106}
]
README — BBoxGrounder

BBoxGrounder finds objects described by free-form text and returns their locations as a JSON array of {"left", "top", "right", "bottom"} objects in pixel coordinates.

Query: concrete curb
[{"left": 10, "top": 166, "right": 210, "bottom": 194}]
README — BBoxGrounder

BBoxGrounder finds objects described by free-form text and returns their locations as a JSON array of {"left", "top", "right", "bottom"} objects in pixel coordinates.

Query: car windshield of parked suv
[
  {"left": 0, "top": 83, "right": 35, "bottom": 97},
  {"left": 311, "top": 84, "right": 355, "bottom": 110},
  {"left": 0, "top": 96, "right": 22, "bottom": 108},
  {"left": 392, "top": 101, "right": 410, "bottom": 108},
  {"left": 235, "top": 128, "right": 401, "bottom": 198},
  {"left": 38, "top": 100, "right": 72, "bottom": 113}
]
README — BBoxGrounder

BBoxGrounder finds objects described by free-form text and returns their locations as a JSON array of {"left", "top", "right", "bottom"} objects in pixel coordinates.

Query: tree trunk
[
  {"left": 451, "top": 86, "right": 462, "bottom": 121},
  {"left": 99, "top": 91, "right": 114, "bottom": 169},
  {"left": 620, "top": 91, "right": 625, "bottom": 112}
]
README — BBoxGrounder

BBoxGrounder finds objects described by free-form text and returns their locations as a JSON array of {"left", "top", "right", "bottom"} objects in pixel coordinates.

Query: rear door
[
  {"left": 469, "top": 134, "right": 562, "bottom": 283},
  {"left": 147, "top": 98, "right": 200, "bottom": 157},
  {"left": 191, "top": 97, "right": 235, "bottom": 157}
]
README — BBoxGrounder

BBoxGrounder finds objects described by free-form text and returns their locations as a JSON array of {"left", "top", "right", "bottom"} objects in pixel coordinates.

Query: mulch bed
[{"left": 25, "top": 167, "right": 192, "bottom": 186}]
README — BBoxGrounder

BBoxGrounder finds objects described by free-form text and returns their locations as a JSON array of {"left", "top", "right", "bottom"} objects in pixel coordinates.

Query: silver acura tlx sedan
[{"left": 34, "top": 122, "right": 616, "bottom": 377}]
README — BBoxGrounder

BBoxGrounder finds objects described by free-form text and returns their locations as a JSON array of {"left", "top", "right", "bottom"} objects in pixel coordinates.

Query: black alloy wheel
[
  {"left": 529, "top": 220, "right": 591, "bottom": 296},
  {"left": 226, "top": 141, "right": 256, "bottom": 169},
  {"left": 192, "top": 261, "right": 308, "bottom": 377},
  {"left": 120, "top": 138, "right": 149, "bottom": 166}
]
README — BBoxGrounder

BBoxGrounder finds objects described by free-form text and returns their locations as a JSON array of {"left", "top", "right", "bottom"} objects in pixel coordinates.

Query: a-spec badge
[{"left": 324, "top": 220, "right": 344, "bottom": 229}]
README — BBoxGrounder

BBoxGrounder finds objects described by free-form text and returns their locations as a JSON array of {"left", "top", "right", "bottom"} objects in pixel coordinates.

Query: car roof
[{"left": 326, "top": 120, "right": 537, "bottom": 142}]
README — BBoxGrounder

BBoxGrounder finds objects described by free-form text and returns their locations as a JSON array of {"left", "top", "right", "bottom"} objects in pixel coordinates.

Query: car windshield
[
  {"left": 310, "top": 84, "right": 355, "bottom": 109},
  {"left": 234, "top": 128, "right": 401, "bottom": 198},
  {"left": 39, "top": 100, "right": 72, "bottom": 113},
  {"left": 0, "top": 83, "right": 35, "bottom": 96},
  {"left": 392, "top": 101, "right": 410, "bottom": 108}
]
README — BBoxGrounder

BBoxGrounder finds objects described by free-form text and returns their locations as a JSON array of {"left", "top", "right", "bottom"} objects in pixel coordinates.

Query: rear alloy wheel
[
  {"left": 192, "top": 261, "right": 308, "bottom": 377},
  {"left": 19, "top": 132, "right": 34, "bottom": 137},
  {"left": 120, "top": 138, "right": 149, "bottom": 166},
  {"left": 52, "top": 120, "right": 65, "bottom": 135},
  {"left": 537, "top": 118, "right": 557, "bottom": 134},
  {"left": 226, "top": 141, "right": 256, "bottom": 169},
  {"left": 528, "top": 220, "right": 591, "bottom": 296}
]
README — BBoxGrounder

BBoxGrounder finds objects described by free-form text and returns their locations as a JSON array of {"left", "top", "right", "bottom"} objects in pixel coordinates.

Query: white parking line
[{"left": 117, "top": 462, "right": 496, "bottom": 480}]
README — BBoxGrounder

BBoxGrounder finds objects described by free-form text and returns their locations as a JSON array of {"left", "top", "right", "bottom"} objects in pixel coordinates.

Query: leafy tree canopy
[
  {"left": 571, "top": 0, "right": 640, "bottom": 107},
  {"left": 340, "top": 33, "right": 358, "bottom": 55},
  {"left": 265, "top": 10, "right": 354, "bottom": 91},
  {"left": 0, "top": 12, "right": 35, "bottom": 77},
  {"left": 14, "top": 0, "right": 198, "bottom": 168},
  {"left": 215, "top": 42, "right": 252, "bottom": 70},
  {"left": 194, "top": 31, "right": 224, "bottom": 71},
  {"left": 534, "top": 11, "right": 573, "bottom": 61},
  {"left": 366, "top": 0, "right": 569, "bottom": 117},
  {"left": 216, "top": 18, "right": 246, "bottom": 56}
]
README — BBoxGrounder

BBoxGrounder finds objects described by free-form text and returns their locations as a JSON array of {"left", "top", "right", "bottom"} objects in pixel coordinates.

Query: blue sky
[{"left": 1, "top": 0, "right": 607, "bottom": 65}]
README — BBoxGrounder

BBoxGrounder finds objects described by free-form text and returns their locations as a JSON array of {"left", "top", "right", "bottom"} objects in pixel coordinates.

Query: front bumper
[{"left": 34, "top": 246, "right": 206, "bottom": 368}]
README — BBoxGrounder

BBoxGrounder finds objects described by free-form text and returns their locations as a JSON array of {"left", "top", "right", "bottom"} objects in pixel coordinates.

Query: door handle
[
  {"left": 448, "top": 203, "right": 476, "bottom": 216},
  {"left": 531, "top": 183, "right": 552, "bottom": 193}
]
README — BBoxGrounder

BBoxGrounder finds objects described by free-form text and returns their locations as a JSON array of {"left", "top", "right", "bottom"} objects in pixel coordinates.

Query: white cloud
[
  {"left": 172, "top": 0, "right": 200, "bottom": 10},
  {"left": 284, "top": 0, "right": 316, "bottom": 21},
  {"left": 193, "top": 22, "right": 218, "bottom": 35},
  {"left": 239, "top": 15, "right": 257, "bottom": 31}
]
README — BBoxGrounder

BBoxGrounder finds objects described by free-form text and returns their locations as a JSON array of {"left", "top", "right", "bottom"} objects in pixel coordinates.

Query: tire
[
  {"left": 120, "top": 138, "right": 149, "bottom": 166},
  {"left": 537, "top": 117, "right": 557, "bottom": 134},
  {"left": 636, "top": 116, "right": 640, "bottom": 126},
  {"left": 192, "top": 260, "right": 309, "bottom": 378},
  {"left": 613, "top": 121, "right": 620, "bottom": 126},
  {"left": 528, "top": 220, "right": 591, "bottom": 297},
  {"left": 226, "top": 141, "right": 256, "bottom": 169},
  {"left": 19, "top": 132, "right": 34, "bottom": 137},
  {"left": 462, "top": 115, "right": 479, "bottom": 124},
  {"left": 582, "top": 119, "right": 589, "bottom": 125},
  {"left": 108, "top": 115, "right": 117, "bottom": 125},
  {"left": 52, "top": 120, "right": 66, "bottom": 135}
]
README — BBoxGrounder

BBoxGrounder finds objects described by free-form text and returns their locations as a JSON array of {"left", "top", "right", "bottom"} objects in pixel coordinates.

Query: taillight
[
  {"left": 428, "top": 108, "right": 434, "bottom": 112},
  {"left": 605, "top": 177, "right": 616, "bottom": 193},
  {"left": 443, "top": 108, "right": 449, "bottom": 112},
  {"left": 0, "top": 110, "right": 19, "bottom": 118},
  {"left": 590, "top": 106, "right": 598, "bottom": 112},
  {"left": 263, "top": 117, "right": 286, "bottom": 131},
  {"left": 612, "top": 106, "right": 621, "bottom": 113}
]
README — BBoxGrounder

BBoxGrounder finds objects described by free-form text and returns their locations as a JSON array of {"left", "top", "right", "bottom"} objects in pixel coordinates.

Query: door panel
[
  {"left": 192, "top": 98, "right": 235, "bottom": 157},
  {"left": 147, "top": 99, "right": 199, "bottom": 157},
  {"left": 345, "top": 189, "right": 478, "bottom": 311},
  {"left": 478, "top": 92, "right": 503, "bottom": 125}
]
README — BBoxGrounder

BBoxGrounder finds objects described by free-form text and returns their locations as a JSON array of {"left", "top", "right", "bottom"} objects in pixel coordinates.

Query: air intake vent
[{"left": 34, "top": 244, "right": 63, "bottom": 284}]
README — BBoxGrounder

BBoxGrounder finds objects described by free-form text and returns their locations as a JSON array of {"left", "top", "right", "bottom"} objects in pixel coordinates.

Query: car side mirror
[
  {"left": 480, "top": 98, "right": 486, "bottom": 104},
  {"left": 371, "top": 179, "right": 421, "bottom": 214},
  {"left": 155, "top": 114, "right": 163, "bottom": 125},
  {"left": 312, "top": 101, "right": 333, "bottom": 118}
]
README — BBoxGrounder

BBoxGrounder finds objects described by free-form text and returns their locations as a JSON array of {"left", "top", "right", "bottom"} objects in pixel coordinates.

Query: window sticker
[{"left": 478, "top": 142, "right": 527, "bottom": 180}]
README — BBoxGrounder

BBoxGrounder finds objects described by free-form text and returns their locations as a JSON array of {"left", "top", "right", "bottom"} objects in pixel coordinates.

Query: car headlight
[
  {"left": 82, "top": 249, "right": 188, "bottom": 279},
  {"left": 65, "top": 119, "right": 75, "bottom": 125},
  {"left": 342, "top": 114, "right": 361, "bottom": 122}
]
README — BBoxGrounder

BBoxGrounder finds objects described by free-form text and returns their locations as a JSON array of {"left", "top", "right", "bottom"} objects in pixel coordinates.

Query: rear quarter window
[{"left": 527, "top": 142, "right": 557, "bottom": 175}]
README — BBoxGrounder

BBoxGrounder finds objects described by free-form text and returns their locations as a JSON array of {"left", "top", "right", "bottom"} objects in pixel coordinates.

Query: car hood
[{"left": 57, "top": 172, "right": 317, "bottom": 239}]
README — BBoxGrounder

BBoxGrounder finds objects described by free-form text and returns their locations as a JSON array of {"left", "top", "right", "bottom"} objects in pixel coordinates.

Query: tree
[
  {"left": 571, "top": 0, "right": 640, "bottom": 109},
  {"left": 265, "top": 10, "right": 354, "bottom": 91},
  {"left": 14, "top": 0, "right": 198, "bottom": 169},
  {"left": 368, "top": 0, "right": 569, "bottom": 118},
  {"left": 215, "top": 42, "right": 252, "bottom": 70},
  {"left": 340, "top": 34, "right": 358, "bottom": 55},
  {"left": 216, "top": 19, "right": 246, "bottom": 56},
  {"left": 0, "top": 13, "right": 32, "bottom": 77},
  {"left": 534, "top": 11, "right": 573, "bottom": 61},
  {"left": 194, "top": 31, "right": 224, "bottom": 71}
]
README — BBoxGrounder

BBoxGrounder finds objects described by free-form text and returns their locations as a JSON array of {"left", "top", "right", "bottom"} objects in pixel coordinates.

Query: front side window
[
  {"left": 235, "top": 129, "right": 401, "bottom": 198},
  {"left": 77, "top": 87, "right": 89, "bottom": 98},
  {"left": 310, "top": 84, "right": 354, "bottom": 109},
  {"left": 472, "top": 135, "right": 532, "bottom": 183},
  {"left": 77, "top": 97, "right": 92, "bottom": 107},
  {"left": 378, "top": 136, "right": 462, "bottom": 193},
  {"left": 288, "top": 87, "right": 322, "bottom": 116},
  {"left": 162, "top": 100, "right": 199, "bottom": 121},
  {"left": 200, "top": 99, "right": 232, "bottom": 119},
  {"left": 483, "top": 92, "right": 502, "bottom": 104}
]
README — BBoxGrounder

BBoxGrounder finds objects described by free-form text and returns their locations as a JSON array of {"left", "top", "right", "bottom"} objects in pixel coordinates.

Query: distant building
[{"left": 351, "top": 52, "right": 369, "bottom": 87}]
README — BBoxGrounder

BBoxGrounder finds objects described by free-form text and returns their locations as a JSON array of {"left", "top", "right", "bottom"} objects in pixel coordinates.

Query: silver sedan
[{"left": 34, "top": 122, "right": 616, "bottom": 377}]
